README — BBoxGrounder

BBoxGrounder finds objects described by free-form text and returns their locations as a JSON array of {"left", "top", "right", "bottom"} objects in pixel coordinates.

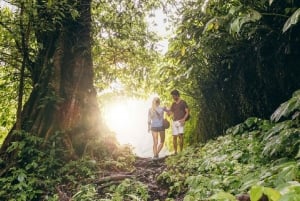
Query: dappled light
[
  {"left": 1, "top": 0, "right": 300, "bottom": 200},
  {"left": 103, "top": 97, "right": 169, "bottom": 157}
]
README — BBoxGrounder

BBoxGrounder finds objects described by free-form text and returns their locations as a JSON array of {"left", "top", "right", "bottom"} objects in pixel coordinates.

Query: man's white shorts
[{"left": 172, "top": 120, "right": 184, "bottom": 136}]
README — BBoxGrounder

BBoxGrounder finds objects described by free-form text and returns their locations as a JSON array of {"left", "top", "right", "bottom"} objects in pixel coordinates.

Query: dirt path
[
  {"left": 134, "top": 156, "right": 169, "bottom": 200},
  {"left": 95, "top": 156, "right": 170, "bottom": 201}
]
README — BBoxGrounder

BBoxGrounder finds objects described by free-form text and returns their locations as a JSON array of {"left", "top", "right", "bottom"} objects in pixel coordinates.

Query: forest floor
[
  {"left": 96, "top": 156, "right": 181, "bottom": 201},
  {"left": 134, "top": 156, "right": 170, "bottom": 200}
]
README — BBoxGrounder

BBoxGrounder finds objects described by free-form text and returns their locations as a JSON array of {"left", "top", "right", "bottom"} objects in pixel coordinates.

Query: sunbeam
[{"left": 103, "top": 97, "right": 169, "bottom": 157}]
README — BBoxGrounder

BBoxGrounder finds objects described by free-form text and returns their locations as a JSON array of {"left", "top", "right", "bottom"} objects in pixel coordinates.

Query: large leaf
[
  {"left": 279, "top": 194, "right": 300, "bottom": 201},
  {"left": 250, "top": 186, "right": 264, "bottom": 201},
  {"left": 283, "top": 8, "right": 300, "bottom": 33},
  {"left": 271, "top": 90, "right": 300, "bottom": 122},
  {"left": 230, "top": 9, "right": 262, "bottom": 34},
  {"left": 263, "top": 187, "right": 282, "bottom": 201},
  {"left": 277, "top": 182, "right": 300, "bottom": 201},
  {"left": 250, "top": 186, "right": 281, "bottom": 201},
  {"left": 209, "top": 191, "right": 237, "bottom": 201},
  {"left": 262, "top": 122, "right": 300, "bottom": 159},
  {"left": 203, "top": 17, "right": 219, "bottom": 33}
]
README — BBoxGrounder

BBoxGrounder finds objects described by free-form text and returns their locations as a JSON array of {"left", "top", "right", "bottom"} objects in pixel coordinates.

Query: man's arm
[{"left": 183, "top": 108, "right": 189, "bottom": 121}]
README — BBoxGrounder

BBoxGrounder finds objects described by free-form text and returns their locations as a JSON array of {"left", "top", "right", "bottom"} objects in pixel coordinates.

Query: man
[{"left": 168, "top": 89, "right": 189, "bottom": 154}]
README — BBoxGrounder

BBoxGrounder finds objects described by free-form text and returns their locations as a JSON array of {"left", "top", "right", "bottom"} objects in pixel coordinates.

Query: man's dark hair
[{"left": 171, "top": 89, "right": 180, "bottom": 96}]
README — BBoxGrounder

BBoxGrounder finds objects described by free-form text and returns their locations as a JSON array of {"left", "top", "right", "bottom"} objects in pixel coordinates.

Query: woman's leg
[
  {"left": 157, "top": 130, "right": 165, "bottom": 155},
  {"left": 152, "top": 131, "right": 158, "bottom": 157}
]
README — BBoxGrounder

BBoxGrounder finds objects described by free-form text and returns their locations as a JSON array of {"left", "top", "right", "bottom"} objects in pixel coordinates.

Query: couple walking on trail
[{"left": 147, "top": 90, "right": 189, "bottom": 159}]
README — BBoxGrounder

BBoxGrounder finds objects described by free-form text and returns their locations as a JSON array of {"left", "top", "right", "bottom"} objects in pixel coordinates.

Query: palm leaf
[
  {"left": 283, "top": 8, "right": 300, "bottom": 33},
  {"left": 270, "top": 90, "right": 300, "bottom": 122},
  {"left": 230, "top": 9, "right": 262, "bottom": 34}
]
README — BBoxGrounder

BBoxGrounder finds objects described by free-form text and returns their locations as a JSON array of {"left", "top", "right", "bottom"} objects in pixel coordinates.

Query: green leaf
[
  {"left": 277, "top": 181, "right": 300, "bottom": 195},
  {"left": 244, "top": 117, "right": 258, "bottom": 128},
  {"left": 271, "top": 90, "right": 300, "bottom": 122},
  {"left": 47, "top": 0, "right": 53, "bottom": 8},
  {"left": 17, "top": 172, "right": 26, "bottom": 182},
  {"left": 203, "top": 18, "right": 217, "bottom": 33},
  {"left": 230, "top": 9, "right": 262, "bottom": 34},
  {"left": 184, "top": 195, "right": 195, "bottom": 201},
  {"left": 70, "top": 9, "right": 79, "bottom": 20},
  {"left": 250, "top": 186, "right": 264, "bottom": 201},
  {"left": 275, "top": 162, "right": 299, "bottom": 184},
  {"left": 181, "top": 47, "right": 186, "bottom": 56},
  {"left": 263, "top": 187, "right": 281, "bottom": 201},
  {"left": 250, "top": 186, "right": 281, "bottom": 201},
  {"left": 230, "top": 17, "right": 242, "bottom": 34},
  {"left": 279, "top": 194, "right": 300, "bottom": 201},
  {"left": 209, "top": 192, "right": 237, "bottom": 201},
  {"left": 283, "top": 8, "right": 300, "bottom": 33}
]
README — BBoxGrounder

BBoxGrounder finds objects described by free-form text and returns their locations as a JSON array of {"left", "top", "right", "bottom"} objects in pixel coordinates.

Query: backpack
[{"left": 163, "top": 118, "right": 170, "bottom": 129}]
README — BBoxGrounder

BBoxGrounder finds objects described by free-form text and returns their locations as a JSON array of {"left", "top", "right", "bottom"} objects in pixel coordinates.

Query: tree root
[{"left": 94, "top": 174, "right": 133, "bottom": 185}]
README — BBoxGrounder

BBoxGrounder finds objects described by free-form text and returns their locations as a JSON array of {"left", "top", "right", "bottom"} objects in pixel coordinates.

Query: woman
[{"left": 147, "top": 97, "right": 166, "bottom": 159}]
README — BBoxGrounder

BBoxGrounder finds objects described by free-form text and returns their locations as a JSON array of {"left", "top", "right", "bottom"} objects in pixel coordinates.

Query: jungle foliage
[
  {"left": 0, "top": 0, "right": 163, "bottom": 199},
  {"left": 157, "top": 89, "right": 300, "bottom": 201},
  {"left": 163, "top": 0, "right": 300, "bottom": 142},
  {"left": 0, "top": 130, "right": 136, "bottom": 200},
  {"left": 0, "top": 0, "right": 162, "bottom": 145},
  {"left": 0, "top": 0, "right": 300, "bottom": 200},
  {"left": 0, "top": 89, "right": 297, "bottom": 200}
]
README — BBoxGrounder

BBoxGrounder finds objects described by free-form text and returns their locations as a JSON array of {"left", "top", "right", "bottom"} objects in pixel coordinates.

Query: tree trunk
[{"left": 1, "top": 0, "right": 108, "bottom": 159}]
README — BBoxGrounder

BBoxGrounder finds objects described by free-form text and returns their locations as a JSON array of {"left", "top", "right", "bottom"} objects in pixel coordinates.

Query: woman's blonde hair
[{"left": 150, "top": 97, "right": 160, "bottom": 117}]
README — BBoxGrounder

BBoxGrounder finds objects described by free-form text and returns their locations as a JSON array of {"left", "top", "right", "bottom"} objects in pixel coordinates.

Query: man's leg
[
  {"left": 178, "top": 134, "right": 184, "bottom": 152},
  {"left": 177, "top": 122, "right": 184, "bottom": 152},
  {"left": 172, "top": 121, "right": 180, "bottom": 154},
  {"left": 173, "top": 135, "right": 178, "bottom": 154}
]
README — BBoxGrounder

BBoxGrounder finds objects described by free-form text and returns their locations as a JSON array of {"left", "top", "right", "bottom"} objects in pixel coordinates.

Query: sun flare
[
  {"left": 105, "top": 104, "right": 132, "bottom": 135},
  {"left": 103, "top": 97, "right": 170, "bottom": 157},
  {"left": 103, "top": 98, "right": 149, "bottom": 145}
]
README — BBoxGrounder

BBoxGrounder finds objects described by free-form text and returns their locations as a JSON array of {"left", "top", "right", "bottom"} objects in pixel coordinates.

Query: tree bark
[{"left": 1, "top": 0, "right": 109, "bottom": 159}]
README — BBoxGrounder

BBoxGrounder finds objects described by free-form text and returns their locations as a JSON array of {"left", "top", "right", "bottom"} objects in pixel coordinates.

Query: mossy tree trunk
[{"left": 1, "top": 0, "right": 105, "bottom": 159}]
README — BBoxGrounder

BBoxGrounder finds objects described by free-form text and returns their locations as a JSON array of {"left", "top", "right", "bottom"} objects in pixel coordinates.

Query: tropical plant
[
  {"left": 164, "top": 0, "right": 300, "bottom": 143},
  {"left": 157, "top": 89, "right": 300, "bottom": 200},
  {"left": 271, "top": 89, "right": 300, "bottom": 122}
]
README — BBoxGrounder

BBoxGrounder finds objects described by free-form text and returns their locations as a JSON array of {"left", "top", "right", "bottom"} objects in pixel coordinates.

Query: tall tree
[{"left": 0, "top": 0, "right": 106, "bottom": 159}]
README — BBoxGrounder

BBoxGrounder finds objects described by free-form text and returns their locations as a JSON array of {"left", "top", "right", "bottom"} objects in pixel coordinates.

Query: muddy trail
[
  {"left": 95, "top": 156, "right": 180, "bottom": 201},
  {"left": 134, "top": 156, "right": 169, "bottom": 200}
]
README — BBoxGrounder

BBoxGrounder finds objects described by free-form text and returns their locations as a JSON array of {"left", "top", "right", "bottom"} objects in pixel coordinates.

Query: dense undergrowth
[
  {"left": 0, "top": 132, "right": 137, "bottom": 201},
  {"left": 0, "top": 90, "right": 299, "bottom": 201},
  {"left": 158, "top": 90, "right": 300, "bottom": 201}
]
